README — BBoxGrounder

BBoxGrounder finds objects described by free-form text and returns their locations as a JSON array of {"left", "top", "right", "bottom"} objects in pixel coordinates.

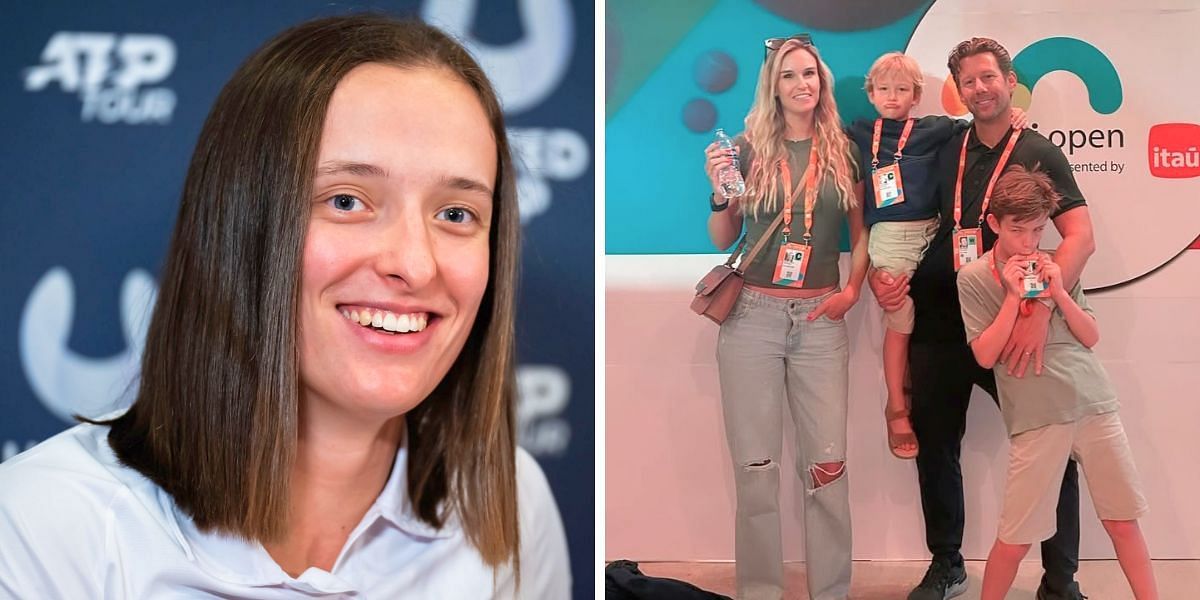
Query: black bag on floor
[{"left": 604, "top": 560, "right": 733, "bottom": 600}]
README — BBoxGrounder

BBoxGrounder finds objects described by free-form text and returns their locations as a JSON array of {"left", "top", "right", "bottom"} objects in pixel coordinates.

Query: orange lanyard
[
  {"left": 953, "top": 127, "right": 1022, "bottom": 231},
  {"left": 871, "top": 117, "right": 914, "bottom": 170},
  {"left": 778, "top": 142, "right": 820, "bottom": 244}
]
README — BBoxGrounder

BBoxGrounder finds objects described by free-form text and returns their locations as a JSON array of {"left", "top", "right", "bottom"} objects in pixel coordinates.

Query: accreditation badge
[
  {"left": 772, "top": 242, "right": 811, "bottom": 287},
  {"left": 872, "top": 163, "right": 905, "bottom": 208},
  {"left": 1021, "top": 258, "right": 1050, "bottom": 298},
  {"left": 953, "top": 228, "right": 982, "bottom": 272}
]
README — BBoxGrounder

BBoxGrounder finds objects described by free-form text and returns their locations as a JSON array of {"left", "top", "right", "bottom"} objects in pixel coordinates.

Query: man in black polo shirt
[{"left": 871, "top": 38, "right": 1097, "bottom": 600}]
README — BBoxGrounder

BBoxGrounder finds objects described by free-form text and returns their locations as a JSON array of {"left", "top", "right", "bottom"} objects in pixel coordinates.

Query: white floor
[{"left": 633, "top": 560, "right": 1200, "bottom": 599}]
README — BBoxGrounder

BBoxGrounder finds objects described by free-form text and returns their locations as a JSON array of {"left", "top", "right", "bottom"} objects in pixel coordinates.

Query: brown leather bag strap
[
  {"left": 722, "top": 237, "right": 747, "bottom": 268},
  {"left": 725, "top": 209, "right": 786, "bottom": 272}
]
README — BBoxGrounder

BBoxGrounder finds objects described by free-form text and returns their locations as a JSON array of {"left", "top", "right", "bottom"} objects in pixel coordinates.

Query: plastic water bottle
[{"left": 714, "top": 128, "right": 745, "bottom": 198}]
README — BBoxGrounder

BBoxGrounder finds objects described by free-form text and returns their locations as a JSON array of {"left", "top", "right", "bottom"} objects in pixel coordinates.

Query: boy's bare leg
[
  {"left": 884, "top": 328, "right": 916, "bottom": 456},
  {"left": 980, "top": 538, "right": 1030, "bottom": 600},
  {"left": 1103, "top": 519, "right": 1158, "bottom": 600}
]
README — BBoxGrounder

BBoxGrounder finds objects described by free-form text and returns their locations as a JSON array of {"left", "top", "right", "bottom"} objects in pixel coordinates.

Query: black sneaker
[
  {"left": 907, "top": 561, "right": 968, "bottom": 600},
  {"left": 1036, "top": 581, "right": 1088, "bottom": 600}
]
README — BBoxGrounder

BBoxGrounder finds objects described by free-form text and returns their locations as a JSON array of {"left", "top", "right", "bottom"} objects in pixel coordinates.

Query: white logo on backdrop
[
  {"left": 516, "top": 365, "right": 572, "bottom": 456},
  {"left": 508, "top": 127, "right": 591, "bottom": 223},
  {"left": 423, "top": 0, "right": 591, "bottom": 224},
  {"left": 17, "top": 269, "right": 573, "bottom": 458},
  {"left": 19, "top": 268, "right": 156, "bottom": 423},
  {"left": 422, "top": 0, "right": 572, "bottom": 113},
  {"left": 1, "top": 441, "right": 37, "bottom": 462},
  {"left": 24, "top": 32, "right": 177, "bottom": 124}
]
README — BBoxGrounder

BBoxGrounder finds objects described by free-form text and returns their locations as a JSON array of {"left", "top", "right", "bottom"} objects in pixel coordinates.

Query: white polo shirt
[{"left": 0, "top": 422, "right": 570, "bottom": 598}]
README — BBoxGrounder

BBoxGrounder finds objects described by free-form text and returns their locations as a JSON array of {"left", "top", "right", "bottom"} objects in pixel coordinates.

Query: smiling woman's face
[
  {"left": 297, "top": 63, "right": 496, "bottom": 421},
  {"left": 776, "top": 46, "right": 820, "bottom": 119}
]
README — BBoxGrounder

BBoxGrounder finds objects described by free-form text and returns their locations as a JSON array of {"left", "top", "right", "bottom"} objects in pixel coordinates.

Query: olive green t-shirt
[
  {"left": 734, "top": 137, "right": 862, "bottom": 289},
  {"left": 956, "top": 250, "right": 1119, "bottom": 436}
]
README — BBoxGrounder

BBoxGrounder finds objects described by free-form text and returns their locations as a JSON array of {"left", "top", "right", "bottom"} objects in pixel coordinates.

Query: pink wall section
[
  {"left": 605, "top": 253, "right": 1200, "bottom": 562},
  {"left": 605, "top": 288, "right": 734, "bottom": 559}
]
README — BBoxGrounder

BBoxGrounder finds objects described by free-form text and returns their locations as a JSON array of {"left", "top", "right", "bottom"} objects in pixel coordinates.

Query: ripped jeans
[{"left": 716, "top": 288, "right": 852, "bottom": 600}]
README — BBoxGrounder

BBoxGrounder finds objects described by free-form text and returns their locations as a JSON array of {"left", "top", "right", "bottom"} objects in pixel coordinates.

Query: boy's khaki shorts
[
  {"left": 867, "top": 217, "right": 938, "bottom": 334},
  {"left": 998, "top": 411, "right": 1148, "bottom": 545}
]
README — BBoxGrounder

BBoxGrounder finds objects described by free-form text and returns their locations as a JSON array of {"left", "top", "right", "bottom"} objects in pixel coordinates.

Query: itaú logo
[{"left": 1148, "top": 123, "right": 1200, "bottom": 179}]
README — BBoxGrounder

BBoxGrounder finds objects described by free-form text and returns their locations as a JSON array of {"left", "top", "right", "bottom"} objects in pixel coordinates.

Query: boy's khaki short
[
  {"left": 998, "top": 411, "right": 1148, "bottom": 545},
  {"left": 867, "top": 217, "right": 938, "bottom": 334}
]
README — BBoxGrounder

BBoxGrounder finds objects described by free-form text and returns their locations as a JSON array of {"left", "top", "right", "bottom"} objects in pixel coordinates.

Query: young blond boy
[
  {"left": 851, "top": 53, "right": 958, "bottom": 458},
  {"left": 956, "top": 165, "right": 1156, "bottom": 600},
  {"left": 850, "top": 52, "right": 1027, "bottom": 458}
]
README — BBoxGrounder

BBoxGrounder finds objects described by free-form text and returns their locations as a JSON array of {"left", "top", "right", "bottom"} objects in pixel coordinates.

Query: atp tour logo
[{"left": 23, "top": 32, "right": 177, "bottom": 125}]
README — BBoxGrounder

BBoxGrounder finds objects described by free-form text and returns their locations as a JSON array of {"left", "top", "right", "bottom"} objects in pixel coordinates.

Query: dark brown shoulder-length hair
[{"left": 97, "top": 14, "right": 520, "bottom": 569}]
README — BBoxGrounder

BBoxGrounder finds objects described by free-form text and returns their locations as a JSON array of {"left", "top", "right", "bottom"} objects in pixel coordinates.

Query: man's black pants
[{"left": 909, "top": 340, "right": 1080, "bottom": 593}]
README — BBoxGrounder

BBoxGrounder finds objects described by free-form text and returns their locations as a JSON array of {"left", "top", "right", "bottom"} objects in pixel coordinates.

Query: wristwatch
[{"left": 710, "top": 193, "right": 729, "bottom": 212}]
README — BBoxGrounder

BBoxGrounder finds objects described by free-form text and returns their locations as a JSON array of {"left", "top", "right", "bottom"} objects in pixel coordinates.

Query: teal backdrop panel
[{"left": 606, "top": 0, "right": 934, "bottom": 254}]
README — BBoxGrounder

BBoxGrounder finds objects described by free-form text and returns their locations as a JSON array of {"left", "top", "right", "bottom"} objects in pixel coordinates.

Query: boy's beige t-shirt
[{"left": 956, "top": 250, "right": 1119, "bottom": 436}]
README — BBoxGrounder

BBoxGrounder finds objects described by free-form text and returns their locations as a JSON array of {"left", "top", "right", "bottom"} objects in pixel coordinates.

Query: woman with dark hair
[
  {"left": 0, "top": 15, "right": 568, "bottom": 598},
  {"left": 702, "top": 35, "right": 866, "bottom": 600}
]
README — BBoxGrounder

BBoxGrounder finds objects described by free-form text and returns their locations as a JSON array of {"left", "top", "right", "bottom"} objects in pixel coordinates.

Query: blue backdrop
[{"left": 0, "top": 1, "right": 593, "bottom": 597}]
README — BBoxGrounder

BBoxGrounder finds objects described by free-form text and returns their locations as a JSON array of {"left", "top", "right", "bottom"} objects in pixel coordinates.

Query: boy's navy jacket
[{"left": 848, "top": 115, "right": 967, "bottom": 227}]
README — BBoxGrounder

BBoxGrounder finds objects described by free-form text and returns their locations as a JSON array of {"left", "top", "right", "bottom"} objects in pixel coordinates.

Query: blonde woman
[{"left": 703, "top": 35, "right": 867, "bottom": 600}]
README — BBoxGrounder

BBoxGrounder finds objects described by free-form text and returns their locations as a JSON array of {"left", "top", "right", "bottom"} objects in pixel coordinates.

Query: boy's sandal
[{"left": 885, "top": 406, "right": 919, "bottom": 460}]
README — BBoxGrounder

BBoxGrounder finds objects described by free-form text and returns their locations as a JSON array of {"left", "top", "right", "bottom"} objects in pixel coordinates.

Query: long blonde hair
[{"left": 742, "top": 39, "right": 857, "bottom": 219}]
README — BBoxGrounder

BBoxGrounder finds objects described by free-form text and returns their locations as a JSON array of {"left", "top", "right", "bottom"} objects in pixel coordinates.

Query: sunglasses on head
[{"left": 763, "top": 33, "right": 813, "bottom": 59}]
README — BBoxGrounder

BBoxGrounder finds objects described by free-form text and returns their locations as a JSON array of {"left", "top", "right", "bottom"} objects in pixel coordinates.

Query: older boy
[{"left": 957, "top": 165, "right": 1155, "bottom": 600}]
